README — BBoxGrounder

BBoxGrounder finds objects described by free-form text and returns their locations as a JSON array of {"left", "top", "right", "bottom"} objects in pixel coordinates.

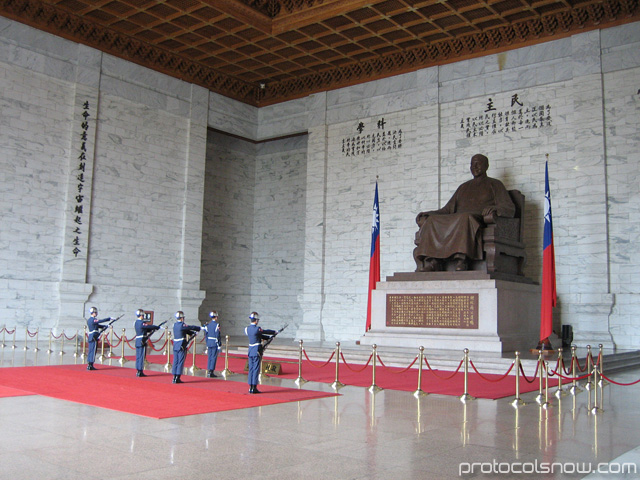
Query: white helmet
[
  {"left": 175, "top": 311, "right": 185, "bottom": 320},
  {"left": 249, "top": 311, "right": 260, "bottom": 321},
  {"left": 209, "top": 311, "right": 218, "bottom": 319},
  {"left": 136, "top": 309, "right": 145, "bottom": 318},
  {"left": 89, "top": 306, "right": 98, "bottom": 315}
]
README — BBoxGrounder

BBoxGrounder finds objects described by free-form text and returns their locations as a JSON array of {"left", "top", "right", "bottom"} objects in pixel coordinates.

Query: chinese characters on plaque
[
  {"left": 71, "top": 101, "right": 90, "bottom": 258},
  {"left": 386, "top": 293, "right": 478, "bottom": 329},
  {"left": 341, "top": 117, "right": 403, "bottom": 157},
  {"left": 460, "top": 93, "right": 553, "bottom": 138}
]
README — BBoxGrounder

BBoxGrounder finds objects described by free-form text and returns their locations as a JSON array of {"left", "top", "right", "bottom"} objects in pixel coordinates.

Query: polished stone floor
[{"left": 0, "top": 342, "right": 639, "bottom": 480}]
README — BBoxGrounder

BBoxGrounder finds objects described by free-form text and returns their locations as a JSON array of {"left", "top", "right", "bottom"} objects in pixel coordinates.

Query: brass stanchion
[
  {"left": 11, "top": 328, "right": 16, "bottom": 349},
  {"left": 540, "top": 358, "right": 551, "bottom": 410},
  {"left": 23, "top": 328, "right": 29, "bottom": 350},
  {"left": 591, "top": 359, "right": 604, "bottom": 414},
  {"left": 368, "top": 344, "right": 382, "bottom": 394},
  {"left": 330, "top": 342, "right": 344, "bottom": 391},
  {"left": 459, "top": 348, "right": 475, "bottom": 403},
  {"left": 584, "top": 345, "right": 593, "bottom": 390},
  {"left": 568, "top": 345, "right": 582, "bottom": 395},
  {"left": 413, "top": 346, "right": 428, "bottom": 397},
  {"left": 108, "top": 326, "right": 114, "bottom": 358},
  {"left": 98, "top": 330, "right": 106, "bottom": 361},
  {"left": 554, "top": 348, "right": 567, "bottom": 398},
  {"left": 164, "top": 330, "right": 172, "bottom": 372},
  {"left": 48, "top": 329, "right": 54, "bottom": 354},
  {"left": 73, "top": 330, "right": 80, "bottom": 357},
  {"left": 188, "top": 338, "right": 200, "bottom": 374},
  {"left": 33, "top": 328, "right": 39, "bottom": 352},
  {"left": 511, "top": 351, "right": 526, "bottom": 408},
  {"left": 535, "top": 350, "right": 544, "bottom": 404},
  {"left": 1, "top": 326, "right": 5, "bottom": 348},
  {"left": 597, "top": 344, "right": 608, "bottom": 387},
  {"left": 59, "top": 331, "right": 65, "bottom": 355},
  {"left": 295, "top": 340, "right": 307, "bottom": 387},
  {"left": 81, "top": 326, "right": 87, "bottom": 359},
  {"left": 119, "top": 328, "right": 127, "bottom": 365},
  {"left": 221, "top": 335, "right": 232, "bottom": 378}
]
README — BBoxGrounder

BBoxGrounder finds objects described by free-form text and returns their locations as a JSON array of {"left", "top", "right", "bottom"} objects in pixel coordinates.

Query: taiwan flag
[
  {"left": 366, "top": 182, "right": 380, "bottom": 332},
  {"left": 540, "top": 161, "right": 557, "bottom": 342}
]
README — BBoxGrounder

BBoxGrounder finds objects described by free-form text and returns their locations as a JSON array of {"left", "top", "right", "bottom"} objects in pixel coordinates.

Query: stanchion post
[
  {"left": 23, "top": 328, "right": 29, "bottom": 350},
  {"left": 459, "top": 348, "right": 475, "bottom": 403},
  {"left": 554, "top": 348, "right": 566, "bottom": 399},
  {"left": 73, "top": 330, "right": 80, "bottom": 357},
  {"left": 119, "top": 328, "right": 127, "bottom": 365},
  {"left": 583, "top": 345, "right": 593, "bottom": 390},
  {"left": 221, "top": 335, "right": 232, "bottom": 378},
  {"left": 413, "top": 346, "right": 427, "bottom": 398},
  {"left": 511, "top": 351, "right": 525, "bottom": 408},
  {"left": 1, "top": 327, "right": 5, "bottom": 348},
  {"left": 295, "top": 340, "right": 307, "bottom": 387},
  {"left": 48, "top": 329, "right": 54, "bottom": 354},
  {"left": 11, "top": 329, "right": 16, "bottom": 349},
  {"left": 568, "top": 345, "right": 582, "bottom": 395},
  {"left": 535, "top": 350, "right": 544, "bottom": 404},
  {"left": 368, "top": 344, "right": 383, "bottom": 394},
  {"left": 330, "top": 342, "right": 344, "bottom": 391},
  {"left": 188, "top": 339, "right": 200, "bottom": 375},
  {"left": 98, "top": 331, "right": 106, "bottom": 361},
  {"left": 540, "top": 358, "right": 551, "bottom": 410},
  {"left": 597, "top": 344, "right": 607, "bottom": 387},
  {"left": 34, "top": 328, "right": 39, "bottom": 352},
  {"left": 164, "top": 331, "right": 172, "bottom": 372},
  {"left": 108, "top": 326, "right": 114, "bottom": 358},
  {"left": 591, "top": 357, "right": 604, "bottom": 414},
  {"left": 59, "top": 331, "right": 65, "bottom": 356},
  {"left": 81, "top": 326, "right": 87, "bottom": 359}
]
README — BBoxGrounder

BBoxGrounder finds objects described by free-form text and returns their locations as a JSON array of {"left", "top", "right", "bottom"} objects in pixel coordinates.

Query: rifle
[
  {"left": 184, "top": 328, "right": 201, "bottom": 352},
  {"left": 259, "top": 324, "right": 288, "bottom": 356},
  {"left": 142, "top": 321, "right": 167, "bottom": 345},
  {"left": 97, "top": 314, "right": 124, "bottom": 339}
]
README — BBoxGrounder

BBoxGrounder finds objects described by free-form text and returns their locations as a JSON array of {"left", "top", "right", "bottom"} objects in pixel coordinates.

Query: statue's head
[{"left": 470, "top": 154, "right": 489, "bottom": 178}]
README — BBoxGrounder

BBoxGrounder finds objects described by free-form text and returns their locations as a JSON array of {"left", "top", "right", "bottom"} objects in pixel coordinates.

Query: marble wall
[{"left": 2, "top": 14, "right": 640, "bottom": 349}]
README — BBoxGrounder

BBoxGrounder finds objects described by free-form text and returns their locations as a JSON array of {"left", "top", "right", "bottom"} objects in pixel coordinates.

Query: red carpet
[
  {"left": 143, "top": 354, "right": 556, "bottom": 400},
  {"left": 0, "top": 365, "right": 338, "bottom": 418},
  {"left": 0, "top": 385, "right": 33, "bottom": 398}
]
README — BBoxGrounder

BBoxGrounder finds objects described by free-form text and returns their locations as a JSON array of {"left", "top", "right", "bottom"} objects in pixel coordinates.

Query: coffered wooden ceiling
[{"left": 1, "top": 0, "right": 639, "bottom": 106}]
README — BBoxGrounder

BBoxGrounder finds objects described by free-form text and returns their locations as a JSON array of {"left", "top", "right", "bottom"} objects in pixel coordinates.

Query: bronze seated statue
[{"left": 413, "top": 154, "right": 526, "bottom": 276}]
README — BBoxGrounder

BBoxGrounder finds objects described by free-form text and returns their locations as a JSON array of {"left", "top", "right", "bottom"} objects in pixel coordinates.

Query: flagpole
[
  {"left": 365, "top": 177, "right": 380, "bottom": 332},
  {"left": 535, "top": 154, "right": 557, "bottom": 352}
]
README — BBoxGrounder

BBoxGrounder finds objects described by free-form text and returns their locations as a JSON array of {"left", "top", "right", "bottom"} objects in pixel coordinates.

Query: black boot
[
  {"left": 87, "top": 363, "right": 96, "bottom": 371},
  {"left": 206, "top": 370, "right": 212, "bottom": 378},
  {"left": 136, "top": 370, "right": 146, "bottom": 377},
  {"left": 174, "top": 375, "right": 183, "bottom": 384}
]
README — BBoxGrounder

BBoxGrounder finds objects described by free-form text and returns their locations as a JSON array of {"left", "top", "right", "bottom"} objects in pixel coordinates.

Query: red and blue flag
[
  {"left": 366, "top": 182, "right": 380, "bottom": 332},
  {"left": 540, "top": 161, "right": 557, "bottom": 342}
]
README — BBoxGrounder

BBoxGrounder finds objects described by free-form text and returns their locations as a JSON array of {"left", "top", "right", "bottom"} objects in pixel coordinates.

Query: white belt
[
  {"left": 136, "top": 335, "right": 144, "bottom": 339},
  {"left": 207, "top": 337, "right": 218, "bottom": 341},
  {"left": 88, "top": 329, "right": 97, "bottom": 334},
  {"left": 174, "top": 337, "right": 184, "bottom": 342},
  {"left": 249, "top": 342, "right": 261, "bottom": 347}
]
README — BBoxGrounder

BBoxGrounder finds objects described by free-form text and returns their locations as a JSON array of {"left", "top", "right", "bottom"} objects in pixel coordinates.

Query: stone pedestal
[{"left": 360, "top": 272, "right": 541, "bottom": 353}]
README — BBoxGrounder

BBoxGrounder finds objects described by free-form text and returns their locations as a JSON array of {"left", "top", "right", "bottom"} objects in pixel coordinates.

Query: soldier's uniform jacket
[
  {"left": 244, "top": 324, "right": 276, "bottom": 357},
  {"left": 135, "top": 319, "right": 160, "bottom": 348},
  {"left": 87, "top": 317, "right": 110, "bottom": 342},
  {"left": 172, "top": 321, "right": 201, "bottom": 352},
  {"left": 204, "top": 320, "right": 221, "bottom": 349}
]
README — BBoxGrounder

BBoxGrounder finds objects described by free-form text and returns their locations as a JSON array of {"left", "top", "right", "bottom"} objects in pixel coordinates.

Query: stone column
[
  {"left": 296, "top": 93, "right": 328, "bottom": 341},
  {"left": 563, "top": 32, "right": 614, "bottom": 348},
  {"left": 177, "top": 84, "right": 208, "bottom": 319},
  {"left": 56, "top": 46, "right": 102, "bottom": 330}
]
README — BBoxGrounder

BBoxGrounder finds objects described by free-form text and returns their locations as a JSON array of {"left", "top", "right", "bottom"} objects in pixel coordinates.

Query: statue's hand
[
  {"left": 481, "top": 206, "right": 497, "bottom": 217},
  {"left": 416, "top": 212, "right": 429, "bottom": 226}
]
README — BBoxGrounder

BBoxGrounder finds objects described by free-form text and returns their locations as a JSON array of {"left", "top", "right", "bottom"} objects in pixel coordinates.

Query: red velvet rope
[
  {"left": 302, "top": 348, "right": 335, "bottom": 368},
  {"left": 574, "top": 355, "right": 586, "bottom": 372},
  {"left": 63, "top": 332, "right": 77, "bottom": 340},
  {"left": 340, "top": 352, "right": 373, "bottom": 372},
  {"left": 26, "top": 328, "right": 38, "bottom": 338},
  {"left": 469, "top": 359, "right": 515, "bottom": 382},
  {"left": 601, "top": 372, "right": 640, "bottom": 386},
  {"left": 2, "top": 327, "right": 15, "bottom": 335},
  {"left": 552, "top": 371, "right": 595, "bottom": 382},
  {"left": 149, "top": 338, "right": 168, "bottom": 352},
  {"left": 376, "top": 354, "right": 418, "bottom": 373},
  {"left": 518, "top": 362, "right": 540, "bottom": 384},
  {"left": 51, "top": 332, "right": 63, "bottom": 340},
  {"left": 562, "top": 357, "right": 573, "bottom": 375},
  {"left": 423, "top": 357, "right": 464, "bottom": 380}
]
